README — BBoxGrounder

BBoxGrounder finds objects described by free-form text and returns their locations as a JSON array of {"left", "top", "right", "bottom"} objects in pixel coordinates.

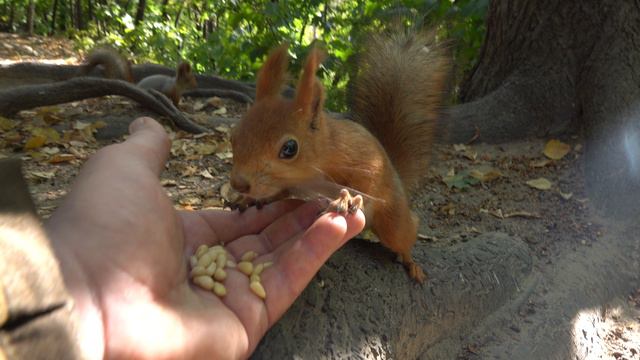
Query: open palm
[{"left": 46, "top": 117, "right": 364, "bottom": 359}]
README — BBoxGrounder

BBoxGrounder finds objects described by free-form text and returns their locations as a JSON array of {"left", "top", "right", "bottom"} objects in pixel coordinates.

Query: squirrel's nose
[{"left": 231, "top": 175, "right": 251, "bottom": 193}]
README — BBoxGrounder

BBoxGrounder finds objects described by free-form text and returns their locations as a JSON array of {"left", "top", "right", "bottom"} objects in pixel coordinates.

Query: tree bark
[
  {"left": 26, "top": 0, "right": 35, "bottom": 35},
  {"left": 134, "top": 0, "right": 145, "bottom": 26},
  {"left": 8, "top": 1, "right": 15, "bottom": 30},
  {"left": 448, "top": 0, "right": 640, "bottom": 217},
  {"left": 73, "top": 0, "right": 84, "bottom": 30},
  {"left": 50, "top": 0, "right": 59, "bottom": 34}
]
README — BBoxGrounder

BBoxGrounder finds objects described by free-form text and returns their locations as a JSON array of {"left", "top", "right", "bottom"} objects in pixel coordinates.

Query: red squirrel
[
  {"left": 228, "top": 31, "right": 450, "bottom": 283},
  {"left": 78, "top": 47, "right": 134, "bottom": 82},
  {"left": 137, "top": 62, "right": 198, "bottom": 106},
  {"left": 78, "top": 48, "right": 197, "bottom": 106}
]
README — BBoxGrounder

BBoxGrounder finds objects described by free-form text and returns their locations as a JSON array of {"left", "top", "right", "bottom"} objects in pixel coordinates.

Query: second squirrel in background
[
  {"left": 78, "top": 47, "right": 198, "bottom": 106},
  {"left": 137, "top": 62, "right": 198, "bottom": 106},
  {"left": 228, "top": 30, "right": 450, "bottom": 283},
  {"left": 78, "top": 47, "right": 134, "bottom": 82}
]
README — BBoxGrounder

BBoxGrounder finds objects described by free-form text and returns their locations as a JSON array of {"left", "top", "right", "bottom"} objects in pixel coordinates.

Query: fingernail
[{"left": 129, "top": 117, "right": 147, "bottom": 133}]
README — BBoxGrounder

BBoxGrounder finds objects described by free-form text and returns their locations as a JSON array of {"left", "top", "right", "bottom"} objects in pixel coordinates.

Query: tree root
[
  {"left": 183, "top": 88, "right": 253, "bottom": 104},
  {"left": 0, "top": 77, "right": 206, "bottom": 133}
]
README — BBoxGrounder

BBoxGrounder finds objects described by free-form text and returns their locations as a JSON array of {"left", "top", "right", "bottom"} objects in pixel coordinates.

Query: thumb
[{"left": 124, "top": 117, "right": 171, "bottom": 175}]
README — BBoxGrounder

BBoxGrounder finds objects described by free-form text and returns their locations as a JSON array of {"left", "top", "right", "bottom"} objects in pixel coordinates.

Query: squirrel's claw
[
  {"left": 225, "top": 195, "right": 273, "bottom": 212},
  {"left": 325, "top": 189, "right": 363, "bottom": 216}
]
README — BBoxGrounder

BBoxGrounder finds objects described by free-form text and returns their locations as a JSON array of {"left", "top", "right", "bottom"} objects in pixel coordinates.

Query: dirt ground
[{"left": 1, "top": 32, "right": 639, "bottom": 359}]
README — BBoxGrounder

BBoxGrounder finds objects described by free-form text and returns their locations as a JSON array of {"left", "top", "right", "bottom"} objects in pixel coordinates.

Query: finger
[
  {"left": 262, "top": 209, "right": 365, "bottom": 322},
  {"left": 222, "top": 200, "right": 324, "bottom": 258},
  {"left": 192, "top": 199, "right": 306, "bottom": 246},
  {"left": 122, "top": 117, "right": 171, "bottom": 176}
]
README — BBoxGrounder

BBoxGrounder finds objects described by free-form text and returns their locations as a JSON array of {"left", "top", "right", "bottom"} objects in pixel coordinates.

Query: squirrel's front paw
[
  {"left": 326, "top": 189, "right": 363, "bottom": 215},
  {"left": 225, "top": 195, "right": 256, "bottom": 212},
  {"left": 225, "top": 195, "right": 274, "bottom": 212}
]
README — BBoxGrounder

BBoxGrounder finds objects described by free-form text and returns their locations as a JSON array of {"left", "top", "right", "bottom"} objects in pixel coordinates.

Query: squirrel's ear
[
  {"left": 177, "top": 62, "right": 192, "bottom": 75},
  {"left": 295, "top": 46, "right": 326, "bottom": 124},
  {"left": 256, "top": 43, "right": 290, "bottom": 100}
]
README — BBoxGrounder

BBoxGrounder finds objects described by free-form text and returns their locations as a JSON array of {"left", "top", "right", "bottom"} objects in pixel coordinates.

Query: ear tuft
[
  {"left": 295, "top": 46, "right": 326, "bottom": 118},
  {"left": 256, "top": 43, "right": 290, "bottom": 100},
  {"left": 177, "top": 62, "right": 192, "bottom": 76}
]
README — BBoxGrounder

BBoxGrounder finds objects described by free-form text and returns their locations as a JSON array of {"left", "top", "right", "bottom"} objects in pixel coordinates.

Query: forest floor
[{"left": 1, "top": 32, "right": 638, "bottom": 359}]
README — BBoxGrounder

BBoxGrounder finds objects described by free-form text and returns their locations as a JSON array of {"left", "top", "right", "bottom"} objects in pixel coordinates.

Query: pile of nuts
[{"left": 189, "top": 244, "right": 272, "bottom": 300}]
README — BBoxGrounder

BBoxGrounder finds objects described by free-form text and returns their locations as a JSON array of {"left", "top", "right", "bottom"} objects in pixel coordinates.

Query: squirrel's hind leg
[{"left": 374, "top": 206, "right": 427, "bottom": 283}]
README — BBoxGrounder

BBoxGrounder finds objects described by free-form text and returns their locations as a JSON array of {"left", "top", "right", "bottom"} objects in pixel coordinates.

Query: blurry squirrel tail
[{"left": 350, "top": 30, "right": 450, "bottom": 191}]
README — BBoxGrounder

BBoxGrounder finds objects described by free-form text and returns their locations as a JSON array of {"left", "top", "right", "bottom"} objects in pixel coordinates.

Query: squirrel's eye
[{"left": 279, "top": 139, "right": 298, "bottom": 159}]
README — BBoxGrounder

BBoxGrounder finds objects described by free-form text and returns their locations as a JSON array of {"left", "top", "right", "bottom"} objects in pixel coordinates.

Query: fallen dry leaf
[
  {"left": 192, "top": 101, "right": 207, "bottom": 112},
  {"left": 526, "top": 177, "right": 553, "bottom": 190},
  {"left": 504, "top": 211, "right": 541, "bottom": 219},
  {"left": 29, "top": 169, "right": 57, "bottom": 179},
  {"left": 192, "top": 143, "right": 217, "bottom": 156},
  {"left": 469, "top": 168, "right": 503, "bottom": 182},
  {"left": 0, "top": 116, "right": 16, "bottom": 131},
  {"left": 529, "top": 159, "right": 551, "bottom": 168},
  {"left": 179, "top": 196, "right": 202, "bottom": 206},
  {"left": 24, "top": 134, "right": 47, "bottom": 150},
  {"left": 49, "top": 153, "right": 75, "bottom": 163},
  {"left": 215, "top": 151, "right": 233, "bottom": 160},
  {"left": 207, "top": 97, "right": 225, "bottom": 108},
  {"left": 543, "top": 139, "right": 570, "bottom": 160},
  {"left": 161, "top": 179, "right": 177, "bottom": 187},
  {"left": 215, "top": 125, "right": 231, "bottom": 134},
  {"left": 212, "top": 107, "right": 227, "bottom": 115},
  {"left": 199, "top": 169, "right": 214, "bottom": 179},
  {"left": 453, "top": 144, "right": 467, "bottom": 152},
  {"left": 558, "top": 191, "right": 573, "bottom": 200}
]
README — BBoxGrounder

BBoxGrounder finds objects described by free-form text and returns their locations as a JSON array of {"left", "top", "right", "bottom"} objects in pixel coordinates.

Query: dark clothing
[{"left": 0, "top": 158, "right": 82, "bottom": 359}]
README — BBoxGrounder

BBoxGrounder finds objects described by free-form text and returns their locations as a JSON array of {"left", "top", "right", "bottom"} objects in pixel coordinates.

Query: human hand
[{"left": 46, "top": 117, "right": 365, "bottom": 359}]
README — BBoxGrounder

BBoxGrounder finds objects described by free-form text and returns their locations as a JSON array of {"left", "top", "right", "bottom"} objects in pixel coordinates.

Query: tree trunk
[
  {"left": 449, "top": 0, "right": 640, "bottom": 217},
  {"left": 26, "top": 0, "right": 35, "bottom": 34},
  {"left": 50, "top": 0, "right": 59, "bottom": 34},
  {"left": 8, "top": 1, "right": 15, "bottom": 30},
  {"left": 160, "top": 0, "right": 169, "bottom": 19},
  {"left": 134, "top": 0, "right": 145, "bottom": 26},
  {"left": 73, "top": 0, "right": 84, "bottom": 30}
]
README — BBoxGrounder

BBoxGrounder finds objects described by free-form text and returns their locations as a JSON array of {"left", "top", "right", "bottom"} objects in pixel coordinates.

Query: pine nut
[
  {"left": 241, "top": 251, "right": 258, "bottom": 262},
  {"left": 214, "top": 267, "right": 227, "bottom": 281},
  {"left": 253, "top": 263, "right": 264, "bottom": 276},
  {"left": 250, "top": 273, "right": 261, "bottom": 283},
  {"left": 226, "top": 260, "right": 237, "bottom": 268},
  {"left": 208, "top": 245, "right": 224, "bottom": 255},
  {"left": 213, "top": 282, "right": 227, "bottom": 297},
  {"left": 238, "top": 261, "right": 253, "bottom": 275},
  {"left": 250, "top": 281, "right": 266, "bottom": 299},
  {"left": 189, "top": 255, "right": 198, "bottom": 268},
  {"left": 216, "top": 253, "right": 227, "bottom": 268},
  {"left": 194, "top": 275, "right": 215, "bottom": 290},
  {"left": 195, "top": 245, "right": 208, "bottom": 258},
  {"left": 190, "top": 266, "right": 206, "bottom": 277},
  {"left": 262, "top": 261, "right": 273, "bottom": 269},
  {"left": 197, "top": 253, "right": 213, "bottom": 267},
  {"left": 205, "top": 263, "right": 217, "bottom": 276}
]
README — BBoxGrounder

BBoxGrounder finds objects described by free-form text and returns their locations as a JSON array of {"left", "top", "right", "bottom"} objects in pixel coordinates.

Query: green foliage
[{"left": 1, "top": 0, "right": 488, "bottom": 110}]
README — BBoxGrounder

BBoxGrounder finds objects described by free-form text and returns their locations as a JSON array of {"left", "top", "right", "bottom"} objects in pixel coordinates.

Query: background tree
[
  {"left": 449, "top": 0, "right": 640, "bottom": 217},
  {"left": 0, "top": 0, "right": 488, "bottom": 110}
]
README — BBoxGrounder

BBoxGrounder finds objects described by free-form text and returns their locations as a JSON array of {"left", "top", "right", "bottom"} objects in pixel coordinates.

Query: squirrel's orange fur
[
  {"left": 230, "top": 31, "right": 450, "bottom": 283},
  {"left": 137, "top": 62, "right": 198, "bottom": 106},
  {"left": 78, "top": 47, "right": 134, "bottom": 83}
]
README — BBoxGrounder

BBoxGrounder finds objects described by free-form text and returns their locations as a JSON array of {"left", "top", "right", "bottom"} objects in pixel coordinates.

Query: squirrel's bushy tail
[{"left": 350, "top": 30, "right": 450, "bottom": 192}]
